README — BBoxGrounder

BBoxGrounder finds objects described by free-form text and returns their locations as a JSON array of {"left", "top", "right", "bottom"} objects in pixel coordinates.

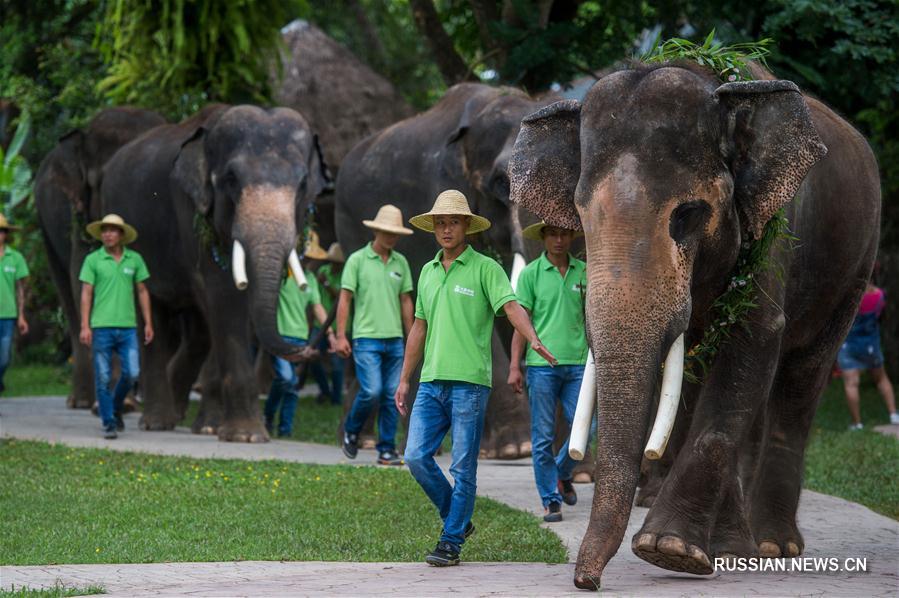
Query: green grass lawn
[
  {"left": 0, "top": 439, "right": 567, "bottom": 566},
  {"left": 0, "top": 584, "right": 105, "bottom": 597},
  {"left": 2, "top": 364, "right": 70, "bottom": 397}
]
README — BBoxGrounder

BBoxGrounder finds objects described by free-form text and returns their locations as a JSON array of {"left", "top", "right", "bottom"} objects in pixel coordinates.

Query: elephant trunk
[{"left": 234, "top": 184, "right": 304, "bottom": 359}]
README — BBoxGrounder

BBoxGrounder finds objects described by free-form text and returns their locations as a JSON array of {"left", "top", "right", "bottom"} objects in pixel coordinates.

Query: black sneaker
[
  {"left": 342, "top": 432, "right": 358, "bottom": 459},
  {"left": 377, "top": 450, "right": 403, "bottom": 466},
  {"left": 425, "top": 541, "right": 460, "bottom": 567},
  {"left": 264, "top": 419, "right": 274, "bottom": 434},
  {"left": 114, "top": 412, "right": 125, "bottom": 432},
  {"left": 103, "top": 427, "right": 118, "bottom": 440},
  {"left": 544, "top": 501, "right": 562, "bottom": 522},
  {"left": 558, "top": 478, "right": 577, "bottom": 506}
]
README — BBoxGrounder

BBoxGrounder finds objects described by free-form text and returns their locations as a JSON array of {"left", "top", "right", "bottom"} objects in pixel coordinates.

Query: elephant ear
[
  {"left": 172, "top": 127, "right": 212, "bottom": 215},
  {"left": 308, "top": 133, "right": 332, "bottom": 197},
  {"left": 716, "top": 80, "right": 827, "bottom": 240},
  {"left": 56, "top": 130, "right": 88, "bottom": 214},
  {"left": 509, "top": 99, "right": 582, "bottom": 231}
]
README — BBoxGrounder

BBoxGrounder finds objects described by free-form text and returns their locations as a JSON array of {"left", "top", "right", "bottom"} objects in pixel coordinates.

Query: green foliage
[
  {"left": 0, "top": 440, "right": 568, "bottom": 565},
  {"left": 0, "top": 583, "right": 105, "bottom": 598},
  {"left": 641, "top": 29, "right": 773, "bottom": 81},
  {"left": 0, "top": 114, "right": 33, "bottom": 211},
  {"left": 96, "top": 0, "right": 301, "bottom": 118}
]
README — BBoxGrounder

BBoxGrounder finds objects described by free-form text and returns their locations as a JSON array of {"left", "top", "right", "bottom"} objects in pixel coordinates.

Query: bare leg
[
  {"left": 841, "top": 369, "right": 862, "bottom": 425},
  {"left": 870, "top": 367, "right": 897, "bottom": 415}
]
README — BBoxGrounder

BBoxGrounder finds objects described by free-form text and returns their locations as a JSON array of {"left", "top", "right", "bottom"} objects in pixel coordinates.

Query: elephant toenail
[
  {"left": 633, "top": 533, "right": 656, "bottom": 552},
  {"left": 786, "top": 542, "right": 800, "bottom": 557},
  {"left": 657, "top": 536, "right": 687, "bottom": 556},
  {"left": 758, "top": 541, "right": 781, "bottom": 558},
  {"left": 688, "top": 545, "right": 711, "bottom": 568}
]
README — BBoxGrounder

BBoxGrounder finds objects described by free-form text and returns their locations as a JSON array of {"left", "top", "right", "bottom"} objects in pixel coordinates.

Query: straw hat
[
  {"left": 409, "top": 189, "right": 491, "bottom": 234},
  {"left": 362, "top": 204, "right": 413, "bottom": 236},
  {"left": 522, "top": 220, "right": 584, "bottom": 241},
  {"left": 86, "top": 214, "right": 138, "bottom": 245},
  {"left": 0, "top": 214, "right": 20, "bottom": 231},
  {"left": 325, "top": 242, "right": 345, "bottom": 263},
  {"left": 303, "top": 231, "right": 328, "bottom": 260}
]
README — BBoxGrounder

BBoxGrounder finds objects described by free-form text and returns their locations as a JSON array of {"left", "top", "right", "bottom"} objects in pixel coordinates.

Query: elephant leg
[
  {"left": 709, "top": 475, "right": 758, "bottom": 559},
  {"left": 632, "top": 311, "right": 785, "bottom": 575},
  {"left": 139, "top": 305, "right": 181, "bottom": 430},
  {"left": 750, "top": 342, "right": 836, "bottom": 559},
  {"left": 167, "top": 309, "right": 209, "bottom": 424},
  {"left": 193, "top": 355, "right": 225, "bottom": 435},
  {"left": 204, "top": 307, "right": 268, "bottom": 443},
  {"left": 479, "top": 329, "right": 532, "bottom": 459}
]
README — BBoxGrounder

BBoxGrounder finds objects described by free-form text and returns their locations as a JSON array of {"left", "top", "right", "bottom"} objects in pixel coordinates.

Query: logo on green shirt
[{"left": 453, "top": 284, "right": 475, "bottom": 297}]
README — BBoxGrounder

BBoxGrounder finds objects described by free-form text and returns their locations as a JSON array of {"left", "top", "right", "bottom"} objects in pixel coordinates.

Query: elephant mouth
[{"left": 230, "top": 239, "right": 308, "bottom": 291}]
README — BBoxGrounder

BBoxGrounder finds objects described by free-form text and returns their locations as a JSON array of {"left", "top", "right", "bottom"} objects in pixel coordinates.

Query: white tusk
[
  {"left": 288, "top": 249, "right": 309, "bottom": 291},
  {"left": 568, "top": 349, "right": 596, "bottom": 460},
  {"left": 231, "top": 240, "right": 248, "bottom": 290},
  {"left": 510, "top": 252, "right": 527, "bottom": 292},
  {"left": 644, "top": 333, "right": 685, "bottom": 461}
]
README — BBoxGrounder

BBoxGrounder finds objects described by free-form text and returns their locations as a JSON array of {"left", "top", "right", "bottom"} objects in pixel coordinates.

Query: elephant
[
  {"left": 334, "top": 82, "right": 557, "bottom": 459},
  {"left": 34, "top": 107, "right": 167, "bottom": 408},
  {"left": 509, "top": 61, "right": 880, "bottom": 589},
  {"left": 99, "top": 103, "right": 328, "bottom": 441}
]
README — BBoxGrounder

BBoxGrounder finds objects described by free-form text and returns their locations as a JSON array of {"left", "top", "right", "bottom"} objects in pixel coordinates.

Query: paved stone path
[{"left": 2, "top": 396, "right": 897, "bottom": 596}]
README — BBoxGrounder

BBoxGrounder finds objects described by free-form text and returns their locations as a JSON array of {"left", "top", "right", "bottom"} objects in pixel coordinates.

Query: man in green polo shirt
[
  {"left": 508, "top": 220, "right": 588, "bottom": 523},
  {"left": 79, "top": 214, "right": 153, "bottom": 439},
  {"left": 335, "top": 205, "right": 414, "bottom": 466},
  {"left": 264, "top": 247, "right": 332, "bottom": 438},
  {"left": 0, "top": 214, "right": 30, "bottom": 395},
  {"left": 396, "top": 189, "right": 556, "bottom": 567}
]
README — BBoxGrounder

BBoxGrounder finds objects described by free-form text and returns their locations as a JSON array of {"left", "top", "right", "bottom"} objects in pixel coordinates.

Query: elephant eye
[{"left": 669, "top": 200, "right": 711, "bottom": 244}]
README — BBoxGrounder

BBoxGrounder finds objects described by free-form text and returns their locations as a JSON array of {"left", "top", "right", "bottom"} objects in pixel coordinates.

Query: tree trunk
[{"left": 409, "top": 0, "right": 476, "bottom": 85}]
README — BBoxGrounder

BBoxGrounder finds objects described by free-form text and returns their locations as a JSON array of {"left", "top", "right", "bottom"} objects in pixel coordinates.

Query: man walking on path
[
  {"left": 309, "top": 242, "right": 347, "bottom": 405},
  {"left": 508, "top": 221, "right": 587, "bottom": 523},
  {"left": 335, "top": 205, "right": 414, "bottom": 466},
  {"left": 396, "top": 189, "right": 557, "bottom": 567},
  {"left": 0, "top": 214, "right": 29, "bottom": 395},
  {"left": 79, "top": 214, "right": 153, "bottom": 439},
  {"left": 264, "top": 238, "right": 333, "bottom": 438}
]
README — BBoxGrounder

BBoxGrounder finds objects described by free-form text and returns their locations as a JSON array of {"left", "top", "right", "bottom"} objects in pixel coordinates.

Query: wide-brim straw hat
[
  {"left": 86, "top": 214, "right": 138, "bottom": 245},
  {"left": 409, "top": 189, "right": 491, "bottom": 235},
  {"left": 363, "top": 204, "right": 413, "bottom": 236},
  {"left": 0, "top": 214, "right": 20, "bottom": 231},
  {"left": 522, "top": 220, "right": 584, "bottom": 241},
  {"left": 325, "top": 242, "right": 345, "bottom": 263},
  {"left": 303, "top": 231, "right": 328, "bottom": 260}
]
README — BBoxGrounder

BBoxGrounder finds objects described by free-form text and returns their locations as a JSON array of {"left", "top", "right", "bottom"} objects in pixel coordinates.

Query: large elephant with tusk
[
  {"left": 335, "top": 82, "right": 555, "bottom": 459},
  {"left": 100, "top": 104, "right": 328, "bottom": 441},
  {"left": 510, "top": 62, "right": 880, "bottom": 589}
]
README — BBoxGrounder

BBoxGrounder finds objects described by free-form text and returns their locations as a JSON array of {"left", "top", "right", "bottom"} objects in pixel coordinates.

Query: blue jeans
[
  {"left": 405, "top": 381, "right": 490, "bottom": 551},
  {"left": 0, "top": 318, "right": 14, "bottom": 394},
  {"left": 92, "top": 327, "right": 140, "bottom": 430},
  {"left": 298, "top": 327, "right": 345, "bottom": 405},
  {"left": 527, "top": 365, "right": 585, "bottom": 507},
  {"left": 264, "top": 336, "right": 307, "bottom": 436},
  {"left": 344, "top": 337, "right": 404, "bottom": 452}
]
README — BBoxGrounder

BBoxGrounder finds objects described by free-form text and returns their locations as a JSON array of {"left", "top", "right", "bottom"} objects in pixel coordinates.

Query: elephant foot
[
  {"left": 139, "top": 412, "right": 178, "bottom": 431},
  {"left": 191, "top": 410, "right": 221, "bottom": 436},
  {"left": 631, "top": 532, "right": 713, "bottom": 575},
  {"left": 361, "top": 437, "right": 377, "bottom": 450},
  {"left": 572, "top": 471, "right": 593, "bottom": 484},
  {"left": 753, "top": 514, "right": 804, "bottom": 558},
  {"left": 573, "top": 573, "right": 600, "bottom": 591},
  {"left": 122, "top": 396, "right": 140, "bottom": 414},
  {"left": 710, "top": 531, "right": 757, "bottom": 560},
  {"left": 218, "top": 419, "right": 269, "bottom": 443}
]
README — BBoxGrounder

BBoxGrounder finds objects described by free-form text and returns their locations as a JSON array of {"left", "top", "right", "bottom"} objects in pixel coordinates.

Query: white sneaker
[
  {"left": 848, "top": 422, "right": 864, "bottom": 431},
  {"left": 890, "top": 413, "right": 899, "bottom": 425}
]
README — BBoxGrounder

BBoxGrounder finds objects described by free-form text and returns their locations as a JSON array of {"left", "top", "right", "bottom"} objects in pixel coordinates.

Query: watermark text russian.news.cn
[{"left": 714, "top": 557, "right": 868, "bottom": 573}]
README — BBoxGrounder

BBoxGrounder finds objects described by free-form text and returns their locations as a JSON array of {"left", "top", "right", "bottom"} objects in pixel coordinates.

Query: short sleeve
[
  {"left": 516, "top": 266, "right": 535, "bottom": 311},
  {"left": 341, "top": 254, "right": 358, "bottom": 292},
  {"left": 400, "top": 256, "right": 413, "bottom": 294},
  {"left": 14, "top": 253, "right": 29, "bottom": 279},
  {"left": 483, "top": 260, "right": 516, "bottom": 314},
  {"left": 134, "top": 253, "right": 150, "bottom": 282},
  {"left": 78, "top": 254, "right": 95, "bottom": 285},
  {"left": 414, "top": 271, "right": 427, "bottom": 320}
]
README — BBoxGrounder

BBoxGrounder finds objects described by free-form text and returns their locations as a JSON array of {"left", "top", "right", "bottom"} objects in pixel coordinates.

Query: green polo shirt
[
  {"left": 341, "top": 243, "right": 412, "bottom": 339},
  {"left": 317, "top": 263, "right": 346, "bottom": 334},
  {"left": 415, "top": 245, "right": 516, "bottom": 387},
  {"left": 516, "top": 252, "right": 588, "bottom": 367},
  {"left": 78, "top": 247, "right": 150, "bottom": 328},
  {"left": 0, "top": 247, "right": 29, "bottom": 319},
  {"left": 277, "top": 269, "right": 322, "bottom": 340}
]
